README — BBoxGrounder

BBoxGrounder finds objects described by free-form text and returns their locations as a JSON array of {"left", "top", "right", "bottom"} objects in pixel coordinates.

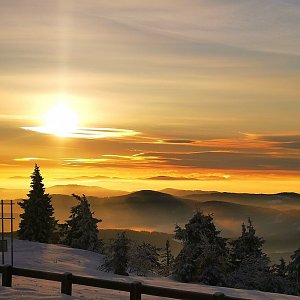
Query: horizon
[
  {"left": 1, "top": 181, "right": 300, "bottom": 196},
  {"left": 1, "top": 1, "right": 300, "bottom": 193}
]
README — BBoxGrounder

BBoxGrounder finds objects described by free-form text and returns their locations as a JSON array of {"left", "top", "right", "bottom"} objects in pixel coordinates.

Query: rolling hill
[{"left": 6, "top": 187, "right": 300, "bottom": 261}]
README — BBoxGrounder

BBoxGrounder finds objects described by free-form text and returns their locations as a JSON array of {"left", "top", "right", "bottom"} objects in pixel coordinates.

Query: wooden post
[
  {"left": 61, "top": 272, "right": 72, "bottom": 295},
  {"left": 1, "top": 200, "right": 4, "bottom": 265},
  {"left": 130, "top": 281, "right": 142, "bottom": 300},
  {"left": 213, "top": 292, "right": 225, "bottom": 299},
  {"left": 10, "top": 200, "right": 14, "bottom": 266},
  {"left": 2, "top": 265, "right": 12, "bottom": 287}
]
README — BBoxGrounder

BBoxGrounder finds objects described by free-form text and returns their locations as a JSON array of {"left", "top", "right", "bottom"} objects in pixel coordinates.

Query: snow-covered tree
[
  {"left": 18, "top": 164, "right": 57, "bottom": 243},
  {"left": 102, "top": 232, "right": 130, "bottom": 275},
  {"left": 64, "top": 194, "right": 102, "bottom": 252},
  {"left": 230, "top": 218, "right": 265, "bottom": 265},
  {"left": 174, "top": 211, "right": 230, "bottom": 285},
  {"left": 160, "top": 240, "right": 174, "bottom": 276},
  {"left": 274, "top": 258, "right": 287, "bottom": 278},
  {"left": 129, "top": 242, "right": 161, "bottom": 276},
  {"left": 288, "top": 248, "right": 300, "bottom": 294},
  {"left": 228, "top": 219, "right": 298, "bottom": 294}
]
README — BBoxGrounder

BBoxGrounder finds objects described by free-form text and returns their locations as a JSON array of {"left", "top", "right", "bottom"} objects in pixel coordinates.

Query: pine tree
[
  {"left": 174, "top": 211, "right": 230, "bottom": 284},
  {"left": 129, "top": 242, "right": 161, "bottom": 276},
  {"left": 288, "top": 248, "right": 300, "bottom": 294},
  {"left": 102, "top": 232, "right": 130, "bottom": 275},
  {"left": 18, "top": 164, "right": 56, "bottom": 243},
  {"left": 227, "top": 255, "right": 272, "bottom": 291},
  {"left": 160, "top": 240, "right": 174, "bottom": 276},
  {"left": 227, "top": 218, "right": 289, "bottom": 293},
  {"left": 230, "top": 218, "right": 265, "bottom": 265},
  {"left": 64, "top": 194, "right": 102, "bottom": 252},
  {"left": 274, "top": 258, "right": 287, "bottom": 278}
]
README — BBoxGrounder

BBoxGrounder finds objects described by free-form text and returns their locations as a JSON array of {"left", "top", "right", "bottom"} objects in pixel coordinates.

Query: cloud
[
  {"left": 162, "top": 139, "right": 196, "bottom": 144},
  {"left": 145, "top": 174, "right": 230, "bottom": 181},
  {"left": 9, "top": 176, "right": 28, "bottom": 180},
  {"left": 146, "top": 175, "right": 199, "bottom": 181},
  {"left": 254, "top": 134, "right": 300, "bottom": 149},
  {"left": 14, "top": 157, "right": 50, "bottom": 162},
  {"left": 62, "top": 153, "right": 164, "bottom": 168},
  {"left": 142, "top": 151, "right": 300, "bottom": 171},
  {"left": 55, "top": 175, "right": 122, "bottom": 181},
  {"left": 21, "top": 127, "right": 140, "bottom": 139}
]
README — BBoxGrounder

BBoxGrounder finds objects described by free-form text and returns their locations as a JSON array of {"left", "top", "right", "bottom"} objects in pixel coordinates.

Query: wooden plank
[
  {"left": 72, "top": 275, "right": 132, "bottom": 292},
  {"left": 0, "top": 266, "right": 251, "bottom": 300},
  {"left": 12, "top": 267, "right": 63, "bottom": 282}
]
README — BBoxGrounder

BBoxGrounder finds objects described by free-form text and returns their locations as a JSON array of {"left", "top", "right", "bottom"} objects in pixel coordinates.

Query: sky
[{"left": 0, "top": 0, "right": 300, "bottom": 193}]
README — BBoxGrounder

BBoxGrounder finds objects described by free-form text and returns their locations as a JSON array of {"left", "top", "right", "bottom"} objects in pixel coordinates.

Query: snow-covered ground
[{"left": 0, "top": 240, "right": 298, "bottom": 299}]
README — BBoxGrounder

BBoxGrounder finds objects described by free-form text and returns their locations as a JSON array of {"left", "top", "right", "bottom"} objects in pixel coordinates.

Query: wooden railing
[{"left": 0, "top": 265, "right": 249, "bottom": 300}]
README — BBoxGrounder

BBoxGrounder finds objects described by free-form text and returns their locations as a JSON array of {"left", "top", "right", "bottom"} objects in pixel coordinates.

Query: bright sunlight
[{"left": 44, "top": 103, "right": 78, "bottom": 137}]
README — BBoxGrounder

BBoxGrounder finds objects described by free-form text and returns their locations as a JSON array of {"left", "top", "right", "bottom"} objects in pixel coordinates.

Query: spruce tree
[
  {"left": 174, "top": 211, "right": 229, "bottom": 284},
  {"left": 64, "top": 194, "right": 102, "bottom": 252},
  {"left": 102, "top": 232, "right": 130, "bottom": 275},
  {"left": 160, "top": 240, "right": 174, "bottom": 276},
  {"left": 18, "top": 164, "right": 56, "bottom": 243},
  {"left": 274, "top": 258, "right": 287, "bottom": 278},
  {"left": 129, "top": 242, "right": 161, "bottom": 276},
  {"left": 288, "top": 248, "right": 300, "bottom": 294},
  {"left": 228, "top": 218, "right": 281, "bottom": 292},
  {"left": 230, "top": 218, "right": 265, "bottom": 264}
]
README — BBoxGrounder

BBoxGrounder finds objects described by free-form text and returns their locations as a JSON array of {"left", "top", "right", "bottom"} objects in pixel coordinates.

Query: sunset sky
[{"left": 1, "top": 0, "right": 300, "bottom": 193}]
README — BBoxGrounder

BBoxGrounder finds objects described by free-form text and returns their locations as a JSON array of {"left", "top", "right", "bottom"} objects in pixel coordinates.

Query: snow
[{"left": 0, "top": 240, "right": 298, "bottom": 299}]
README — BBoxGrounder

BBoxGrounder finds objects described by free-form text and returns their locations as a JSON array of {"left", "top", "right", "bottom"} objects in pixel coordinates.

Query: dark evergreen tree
[
  {"left": 288, "top": 248, "right": 300, "bottom": 294},
  {"left": 18, "top": 164, "right": 56, "bottom": 243},
  {"left": 64, "top": 194, "right": 102, "bottom": 252},
  {"left": 160, "top": 240, "right": 174, "bottom": 276},
  {"left": 173, "top": 211, "right": 230, "bottom": 285},
  {"left": 230, "top": 218, "right": 265, "bottom": 265},
  {"left": 227, "top": 218, "right": 294, "bottom": 294},
  {"left": 274, "top": 258, "right": 287, "bottom": 278},
  {"left": 102, "top": 232, "right": 130, "bottom": 275},
  {"left": 129, "top": 242, "right": 161, "bottom": 276}
]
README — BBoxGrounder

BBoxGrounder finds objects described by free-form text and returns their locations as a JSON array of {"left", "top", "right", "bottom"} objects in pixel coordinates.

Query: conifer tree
[
  {"left": 102, "top": 232, "right": 130, "bottom": 275},
  {"left": 129, "top": 242, "right": 161, "bottom": 276},
  {"left": 18, "top": 164, "right": 56, "bottom": 243},
  {"left": 64, "top": 194, "right": 102, "bottom": 252},
  {"left": 230, "top": 218, "right": 265, "bottom": 264},
  {"left": 228, "top": 218, "right": 279, "bottom": 292},
  {"left": 274, "top": 258, "right": 287, "bottom": 278},
  {"left": 174, "top": 211, "right": 229, "bottom": 284},
  {"left": 160, "top": 240, "right": 174, "bottom": 276},
  {"left": 288, "top": 248, "right": 300, "bottom": 294}
]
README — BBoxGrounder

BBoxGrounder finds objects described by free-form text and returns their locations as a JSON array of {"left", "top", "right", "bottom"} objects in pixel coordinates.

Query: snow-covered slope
[{"left": 0, "top": 240, "right": 298, "bottom": 299}]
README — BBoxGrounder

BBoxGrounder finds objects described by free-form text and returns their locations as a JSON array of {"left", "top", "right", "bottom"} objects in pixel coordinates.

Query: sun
[{"left": 44, "top": 103, "right": 78, "bottom": 137}]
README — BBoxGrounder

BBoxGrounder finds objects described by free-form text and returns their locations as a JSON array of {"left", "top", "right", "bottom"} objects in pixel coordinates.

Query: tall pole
[
  {"left": 10, "top": 200, "right": 13, "bottom": 266},
  {"left": 1, "top": 199, "right": 4, "bottom": 265}
]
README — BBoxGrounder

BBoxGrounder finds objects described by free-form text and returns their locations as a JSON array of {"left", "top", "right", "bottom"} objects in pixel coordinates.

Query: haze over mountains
[
  {"left": 2, "top": 184, "right": 299, "bottom": 261},
  {"left": 48, "top": 184, "right": 127, "bottom": 198}
]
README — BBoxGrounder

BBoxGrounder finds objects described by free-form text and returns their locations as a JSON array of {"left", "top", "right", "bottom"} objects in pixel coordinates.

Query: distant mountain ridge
[
  {"left": 5, "top": 186, "right": 300, "bottom": 262},
  {"left": 47, "top": 184, "right": 128, "bottom": 198}
]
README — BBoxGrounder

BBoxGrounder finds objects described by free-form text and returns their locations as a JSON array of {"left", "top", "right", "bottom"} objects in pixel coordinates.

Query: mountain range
[{"left": 2, "top": 185, "right": 299, "bottom": 261}]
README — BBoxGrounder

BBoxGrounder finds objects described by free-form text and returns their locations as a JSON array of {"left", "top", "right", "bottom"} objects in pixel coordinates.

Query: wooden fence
[{"left": 0, "top": 265, "right": 249, "bottom": 300}]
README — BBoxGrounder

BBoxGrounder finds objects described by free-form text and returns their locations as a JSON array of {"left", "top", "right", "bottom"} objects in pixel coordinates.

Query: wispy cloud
[
  {"left": 54, "top": 175, "right": 121, "bottom": 181},
  {"left": 145, "top": 174, "right": 230, "bottom": 181},
  {"left": 14, "top": 157, "right": 50, "bottom": 162},
  {"left": 21, "top": 127, "right": 140, "bottom": 139}
]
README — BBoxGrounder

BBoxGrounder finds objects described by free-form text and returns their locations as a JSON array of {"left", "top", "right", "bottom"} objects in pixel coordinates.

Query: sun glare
[{"left": 44, "top": 103, "right": 78, "bottom": 137}]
